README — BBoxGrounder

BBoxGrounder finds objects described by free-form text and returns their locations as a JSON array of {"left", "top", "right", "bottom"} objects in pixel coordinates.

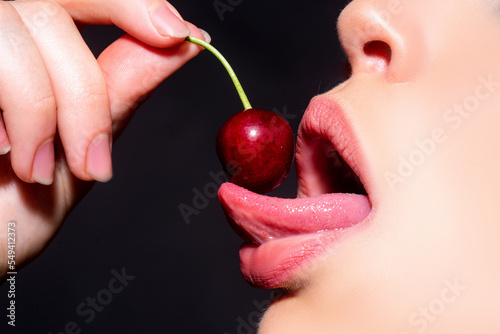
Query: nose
[{"left": 337, "top": 0, "right": 426, "bottom": 82}]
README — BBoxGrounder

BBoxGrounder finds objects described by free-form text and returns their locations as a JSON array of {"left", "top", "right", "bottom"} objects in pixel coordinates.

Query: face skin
[{"left": 221, "top": 0, "right": 500, "bottom": 333}]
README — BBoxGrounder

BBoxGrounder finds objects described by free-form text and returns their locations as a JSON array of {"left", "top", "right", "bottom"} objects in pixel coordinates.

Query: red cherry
[
  {"left": 216, "top": 109, "right": 295, "bottom": 193},
  {"left": 184, "top": 37, "right": 295, "bottom": 192}
]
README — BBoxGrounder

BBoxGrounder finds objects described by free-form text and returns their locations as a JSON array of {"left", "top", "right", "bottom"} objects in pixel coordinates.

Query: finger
[
  {"left": 0, "top": 112, "right": 11, "bottom": 155},
  {"left": 54, "top": 0, "right": 191, "bottom": 48},
  {"left": 97, "top": 23, "right": 209, "bottom": 137},
  {"left": 0, "top": 2, "right": 56, "bottom": 184},
  {"left": 12, "top": 0, "right": 112, "bottom": 182}
]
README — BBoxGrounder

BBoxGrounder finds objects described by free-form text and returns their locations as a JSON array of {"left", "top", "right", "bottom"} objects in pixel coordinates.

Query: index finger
[{"left": 53, "top": 0, "right": 191, "bottom": 47}]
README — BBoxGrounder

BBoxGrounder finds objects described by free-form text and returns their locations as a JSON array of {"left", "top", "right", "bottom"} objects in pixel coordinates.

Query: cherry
[
  {"left": 216, "top": 109, "right": 294, "bottom": 193},
  {"left": 186, "top": 36, "right": 295, "bottom": 193}
]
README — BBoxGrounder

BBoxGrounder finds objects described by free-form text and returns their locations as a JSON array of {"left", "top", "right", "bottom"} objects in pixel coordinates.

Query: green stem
[{"left": 186, "top": 36, "right": 252, "bottom": 111}]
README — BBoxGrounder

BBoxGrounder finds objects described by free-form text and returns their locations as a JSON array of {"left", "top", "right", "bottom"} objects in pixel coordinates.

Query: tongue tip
[
  {"left": 218, "top": 182, "right": 239, "bottom": 204},
  {"left": 218, "top": 182, "right": 263, "bottom": 204},
  {"left": 219, "top": 181, "right": 251, "bottom": 192},
  {"left": 218, "top": 182, "right": 255, "bottom": 216},
  {"left": 218, "top": 181, "right": 237, "bottom": 193}
]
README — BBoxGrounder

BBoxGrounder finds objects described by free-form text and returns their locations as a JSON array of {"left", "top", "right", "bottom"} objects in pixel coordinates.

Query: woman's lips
[
  {"left": 218, "top": 95, "right": 373, "bottom": 289},
  {"left": 218, "top": 183, "right": 371, "bottom": 288}
]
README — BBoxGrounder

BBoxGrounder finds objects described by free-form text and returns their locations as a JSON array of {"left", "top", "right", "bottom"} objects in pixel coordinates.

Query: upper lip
[{"left": 296, "top": 94, "right": 373, "bottom": 200}]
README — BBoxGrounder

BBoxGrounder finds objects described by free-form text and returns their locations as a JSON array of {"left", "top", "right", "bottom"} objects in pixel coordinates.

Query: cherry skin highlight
[{"left": 216, "top": 108, "right": 295, "bottom": 194}]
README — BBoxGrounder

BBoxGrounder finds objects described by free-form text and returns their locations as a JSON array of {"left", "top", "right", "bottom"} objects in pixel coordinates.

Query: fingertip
[
  {"left": 184, "top": 24, "right": 212, "bottom": 52},
  {"left": 86, "top": 133, "right": 113, "bottom": 183},
  {"left": 0, "top": 117, "right": 10, "bottom": 155},
  {"left": 199, "top": 29, "right": 211, "bottom": 44},
  {"left": 32, "top": 139, "right": 55, "bottom": 186},
  {"left": 185, "top": 23, "right": 209, "bottom": 41},
  {"left": 0, "top": 139, "right": 11, "bottom": 155},
  {"left": 0, "top": 145, "right": 10, "bottom": 156}
]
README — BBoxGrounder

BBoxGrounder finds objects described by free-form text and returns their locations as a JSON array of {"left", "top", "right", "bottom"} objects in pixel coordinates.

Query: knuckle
[
  {"left": 0, "top": 1, "right": 19, "bottom": 20},
  {"left": 30, "top": 91, "right": 57, "bottom": 115},
  {"left": 0, "top": 2, "right": 31, "bottom": 47},
  {"left": 13, "top": 0, "right": 66, "bottom": 34},
  {"left": 74, "top": 84, "right": 110, "bottom": 117}
]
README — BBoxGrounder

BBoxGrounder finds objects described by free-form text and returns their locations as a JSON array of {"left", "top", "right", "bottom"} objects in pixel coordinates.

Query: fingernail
[
  {"left": 149, "top": 2, "right": 191, "bottom": 38},
  {"left": 86, "top": 134, "right": 113, "bottom": 182},
  {"left": 200, "top": 29, "right": 211, "bottom": 43},
  {"left": 0, "top": 139, "right": 10, "bottom": 155},
  {"left": 0, "top": 144, "right": 10, "bottom": 155},
  {"left": 32, "top": 139, "right": 54, "bottom": 185}
]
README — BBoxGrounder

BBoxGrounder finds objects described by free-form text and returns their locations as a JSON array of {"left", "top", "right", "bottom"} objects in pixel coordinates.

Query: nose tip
[{"left": 337, "top": 0, "right": 424, "bottom": 82}]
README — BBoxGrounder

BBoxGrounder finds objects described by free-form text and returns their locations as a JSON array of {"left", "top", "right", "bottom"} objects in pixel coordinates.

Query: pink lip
[{"left": 218, "top": 96, "right": 374, "bottom": 289}]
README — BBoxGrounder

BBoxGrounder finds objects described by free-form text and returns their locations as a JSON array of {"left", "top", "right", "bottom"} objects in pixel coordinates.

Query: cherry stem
[{"left": 186, "top": 36, "right": 252, "bottom": 111}]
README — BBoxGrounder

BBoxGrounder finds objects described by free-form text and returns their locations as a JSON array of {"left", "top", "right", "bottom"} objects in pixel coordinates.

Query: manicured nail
[
  {"left": 32, "top": 139, "right": 54, "bottom": 185},
  {"left": 86, "top": 134, "right": 113, "bottom": 182},
  {"left": 149, "top": 2, "right": 191, "bottom": 38},
  {"left": 200, "top": 29, "right": 211, "bottom": 43}
]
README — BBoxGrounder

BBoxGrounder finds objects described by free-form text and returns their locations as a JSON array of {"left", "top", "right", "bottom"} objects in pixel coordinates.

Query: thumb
[
  {"left": 97, "top": 23, "right": 210, "bottom": 138},
  {"left": 55, "top": 0, "right": 191, "bottom": 47}
]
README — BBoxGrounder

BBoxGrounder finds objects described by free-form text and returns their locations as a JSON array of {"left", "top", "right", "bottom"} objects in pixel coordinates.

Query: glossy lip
[{"left": 218, "top": 95, "right": 376, "bottom": 289}]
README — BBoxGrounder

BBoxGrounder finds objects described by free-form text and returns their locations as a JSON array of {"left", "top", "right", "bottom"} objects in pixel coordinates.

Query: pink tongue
[{"left": 218, "top": 183, "right": 371, "bottom": 244}]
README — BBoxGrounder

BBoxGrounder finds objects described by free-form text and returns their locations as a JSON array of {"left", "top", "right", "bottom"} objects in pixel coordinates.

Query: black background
[{"left": 1, "top": 0, "right": 349, "bottom": 333}]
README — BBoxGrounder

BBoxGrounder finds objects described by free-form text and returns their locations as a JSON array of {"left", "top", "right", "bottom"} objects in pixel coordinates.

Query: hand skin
[
  {"left": 0, "top": 0, "right": 209, "bottom": 280},
  {"left": 256, "top": 0, "right": 500, "bottom": 333}
]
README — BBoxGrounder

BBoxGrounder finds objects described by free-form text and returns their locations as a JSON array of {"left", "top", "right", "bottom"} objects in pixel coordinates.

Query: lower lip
[{"left": 239, "top": 230, "right": 350, "bottom": 289}]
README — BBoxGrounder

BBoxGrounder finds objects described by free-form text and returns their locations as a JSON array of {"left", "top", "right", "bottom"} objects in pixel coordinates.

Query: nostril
[{"left": 363, "top": 40, "right": 392, "bottom": 72}]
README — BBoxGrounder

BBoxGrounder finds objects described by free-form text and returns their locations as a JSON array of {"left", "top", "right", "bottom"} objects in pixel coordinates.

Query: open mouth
[
  {"left": 300, "top": 137, "right": 367, "bottom": 196},
  {"left": 218, "top": 96, "right": 373, "bottom": 289}
]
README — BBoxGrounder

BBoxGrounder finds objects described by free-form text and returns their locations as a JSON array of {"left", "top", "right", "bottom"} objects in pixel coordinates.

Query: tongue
[{"left": 218, "top": 182, "right": 371, "bottom": 244}]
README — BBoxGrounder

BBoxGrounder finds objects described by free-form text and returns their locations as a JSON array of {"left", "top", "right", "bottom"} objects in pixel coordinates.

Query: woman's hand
[{"left": 0, "top": 0, "right": 209, "bottom": 279}]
